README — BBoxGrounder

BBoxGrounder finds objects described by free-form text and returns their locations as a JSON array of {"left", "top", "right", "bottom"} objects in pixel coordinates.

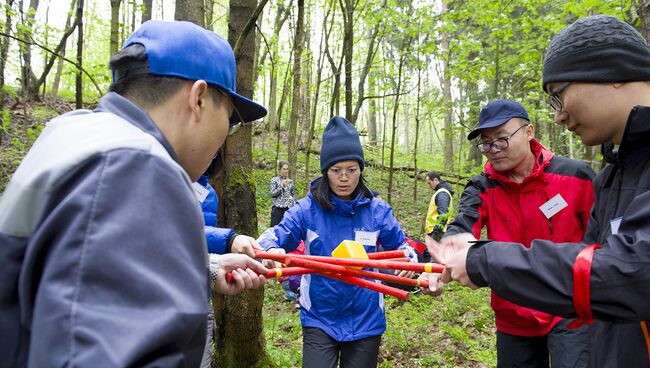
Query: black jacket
[{"left": 467, "top": 106, "right": 650, "bottom": 367}]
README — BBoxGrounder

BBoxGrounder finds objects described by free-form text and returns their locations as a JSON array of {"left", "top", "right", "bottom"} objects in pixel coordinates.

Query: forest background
[{"left": 0, "top": 0, "right": 646, "bottom": 366}]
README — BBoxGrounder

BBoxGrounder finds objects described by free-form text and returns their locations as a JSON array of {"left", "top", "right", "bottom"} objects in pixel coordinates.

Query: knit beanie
[
  {"left": 542, "top": 15, "right": 650, "bottom": 92},
  {"left": 320, "top": 116, "right": 365, "bottom": 173}
]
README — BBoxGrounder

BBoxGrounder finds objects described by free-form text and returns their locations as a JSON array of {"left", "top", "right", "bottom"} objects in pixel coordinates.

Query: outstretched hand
[
  {"left": 425, "top": 233, "right": 480, "bottom": 290},
  {"left": 213, "top": 254, "right": 268, "bottom": 295}
]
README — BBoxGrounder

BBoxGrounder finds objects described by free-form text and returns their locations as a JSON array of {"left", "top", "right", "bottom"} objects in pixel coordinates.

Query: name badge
[
  {"left": 191, "top": 182, "right": 210, "bottom": 203},
  {"left": 610, "top": 217, "right": 622, "bottom": 235},
  {"left": 539, "top": 194, "right": 568, "bottom": 219},
  {"left": 355, "top": 230, "right": 379, "bottom": 247}
]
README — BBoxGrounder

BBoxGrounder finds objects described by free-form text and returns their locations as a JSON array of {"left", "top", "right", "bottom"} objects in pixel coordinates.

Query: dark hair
[
  {"left": 310, "top": 174, "right": 373, "bottom": 210},
  {"left": 425, "top": 171, "right": 441, "bottom": 181},
  {"left": 277, "top": 160, "right": 289, "bottom": 170},
  {"left": 108, "top": 44, "right": 223, "bottom": 108}
]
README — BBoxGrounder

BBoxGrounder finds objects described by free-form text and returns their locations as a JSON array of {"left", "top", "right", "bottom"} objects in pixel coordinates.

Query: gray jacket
[{"left": 0, "top": 93, "right": 208, "bottom": 367}]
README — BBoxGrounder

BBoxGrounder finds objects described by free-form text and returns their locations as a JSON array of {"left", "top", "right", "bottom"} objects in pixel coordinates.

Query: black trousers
[
  {"left": 302, "top": 327, "right": 381, "bottom": 368},
  {"left": 270, "top": 206, "right": 288, "bottom": 227},
  {"left": 496, "top": 319, "right": 589, "bottom": 368}
]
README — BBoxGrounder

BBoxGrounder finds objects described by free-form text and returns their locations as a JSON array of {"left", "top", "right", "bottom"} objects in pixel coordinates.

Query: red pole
[
  {"left": 368, "top": 250, "right": 407, "bottom": 260},
  {"left": 255, "top": 250, "right": 444, "bottom": 273},
  {"left": 287, "top": 257, "right": 430, "bottom": 289},
  {"left": 320, "top": 272, "right": 409, "bottom": 300},
  {"left": 225, "top": 266, "right": 317, "bottom": 283},
  {"left": 383, "top": 257, "right": 411, "bottom": 262}
]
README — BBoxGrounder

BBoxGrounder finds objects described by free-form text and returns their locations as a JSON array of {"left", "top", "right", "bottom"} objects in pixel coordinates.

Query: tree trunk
[
  {"left": 142, "top": 0, "right": 153, "bottom": 22},
  {"left": 287, "top": 0, "right": 304, "bottom": 179},
  {"left": 34, "top": 0, "right": 79, "bottom": 94},
  {"left": 75, "top": 0, "right": 84, "bottom": 109},
  {"left": 351, "top": 15, "right": 383, "bottom": 125},
  {"left": 51, "top": 0, "right": 76, "bottom": 96},
  {"left": 324, "top": 0, "right": 341, "bottom": 117},
  {"left": 175, "top": 0, "right": 205, "bottom": 26},
  {"left": 212, "top": 0, "right": 269, "bottom": 365},
  {"left": 412, "top": 69, "right": 422, "bottom": 201},
  {"left": 266, "top": 0, "right": 289, "bottom": 131},
  {"left": 387, "top": 50, "right": 406, "bottom": 205},
  {"left": 205, "top": 0, "right": 214, "bottom": 29},
  {"left": 0, "top": 0, "right": 16, "bottom": 103},
  {"left": 304, "top": 0, "right": 330, "bottom": 192},
  {"left": 298, "top": 4, "right": 311, "bottom": 148},
  {"left": 637, "top": 0, "right": 650, "bottom": 42},
  {"left": 19, "top": 0, "right": 40, "bottom": 99},
  {"left": 440, "top": 0, "right": 453, "bottom": 172},
  {"left": 341, "top": 0, "right": 353, "bottom": 121},
  {"left": 367, "top": 71, "right": 377, "bottom": 145}
]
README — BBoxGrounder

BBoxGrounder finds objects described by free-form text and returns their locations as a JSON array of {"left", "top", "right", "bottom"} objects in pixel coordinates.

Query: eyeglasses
[
  {"left": 212, "top": 86, "right": 249, "bottom": 136},
  {"left": 327, "top": 167, "right": 360, "bottom": 179},
  {"left": 547, "top": 82, "right": 571, "bottom": 111},
  {"left": 475, "top": 124, "right": 529, "bottom": 153},
  {"left": 227, "top": 104, "right": 247, "bottom": 136}
]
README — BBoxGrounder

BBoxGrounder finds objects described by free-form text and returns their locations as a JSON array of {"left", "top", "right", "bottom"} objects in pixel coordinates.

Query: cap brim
[
  {"left": 231, "top": 93, "right": 267, "bottom": 124},
  {"left": 467, "top": 118, "right": 510, "bottom": 140}
]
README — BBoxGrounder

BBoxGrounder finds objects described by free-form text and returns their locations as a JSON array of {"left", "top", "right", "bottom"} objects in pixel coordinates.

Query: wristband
[{"left": 568, "top": 243, "right": 601, "bottom": 329}]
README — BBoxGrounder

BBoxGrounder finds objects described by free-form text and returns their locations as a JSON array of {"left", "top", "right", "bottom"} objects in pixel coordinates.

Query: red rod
[
  {"left": 320, "top": 272, "right": 409, "bottom": 300},
  {"left": 368, "top": 250, "right": 407, "bottom": 260},
  {"left": 255, "top": 250, "right": 444, "bottom": 273},
  {"left": 225, "top": 266, "right": 317, "bottom": 283},
  {"left": 287, "top": 257, "right": 430, "bottom": 289},
  {"left": 384, "top": 257, "right": 411, "bottom": 263}
]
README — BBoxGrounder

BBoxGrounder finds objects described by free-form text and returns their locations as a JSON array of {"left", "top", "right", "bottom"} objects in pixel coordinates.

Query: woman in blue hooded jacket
[{"left": 258, "top": 116, "right": 417, "bottom": 368}]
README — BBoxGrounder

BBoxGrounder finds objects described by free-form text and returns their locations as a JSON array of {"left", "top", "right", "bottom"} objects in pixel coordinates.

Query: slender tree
[
  {"left": 74, "top": 0, "right": 83, "bottom": 108},
  {"left": 213, "top": 0, "right": 270, "bottom": 365},
  {"left": 287, "top": 0, "right": 304, "bottom": 179},
  {"left": 0, "top": 0, "right": 16, "bottom": 103}
]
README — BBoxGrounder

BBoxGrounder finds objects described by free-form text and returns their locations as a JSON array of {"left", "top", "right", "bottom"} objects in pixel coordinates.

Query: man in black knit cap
[{"left": 432, "top": 15, "right": 650, "bottom": 367}]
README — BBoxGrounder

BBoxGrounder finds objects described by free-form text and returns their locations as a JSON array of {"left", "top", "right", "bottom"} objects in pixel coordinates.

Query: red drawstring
[{"left": 568, "top": 244, "right": 601, "bottom": 329}]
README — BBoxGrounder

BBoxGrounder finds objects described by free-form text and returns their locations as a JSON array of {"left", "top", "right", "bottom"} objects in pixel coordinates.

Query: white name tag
[
  {"left": 539, "top": 194, "right": 568, "bottom": 219},
  {"left": 610, "top": 217, "right": 622, "bottom": 235},
  {"left": 191, "top": 182, "right": 210, "bottom": 203},
  {"left": 355, "top": 230, "right": 379, "bottom": 247}
]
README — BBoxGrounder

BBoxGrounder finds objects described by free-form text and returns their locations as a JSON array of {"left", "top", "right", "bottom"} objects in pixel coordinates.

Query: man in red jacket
[{"left": 421, "top": 99, "right": 596, "bottom": 367}]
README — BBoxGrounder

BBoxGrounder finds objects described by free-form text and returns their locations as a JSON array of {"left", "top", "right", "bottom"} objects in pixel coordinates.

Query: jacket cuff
[
  {"left": 467, "top": 243, "right": 490, "bottom": 287},
  {"left": 226, "top": 231, "right": 239, "bottom": 253}
]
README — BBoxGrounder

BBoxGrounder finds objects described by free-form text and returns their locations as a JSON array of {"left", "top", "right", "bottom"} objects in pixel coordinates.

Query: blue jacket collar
[{"left": 94, "top": 92, "right": 179, "bottom": 162}]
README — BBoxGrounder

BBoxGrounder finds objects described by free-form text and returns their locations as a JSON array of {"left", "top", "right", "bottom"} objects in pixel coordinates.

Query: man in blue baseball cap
[
  {"left": 0, "top": 20, "right": 268, "bottom": 367},
  {"left": 420, "top": 99, "right": 595, "bottom": 368}
]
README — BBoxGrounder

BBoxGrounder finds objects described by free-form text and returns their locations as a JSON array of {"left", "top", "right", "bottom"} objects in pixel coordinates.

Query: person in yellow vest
[{"left": 424, "top": 172, "right": 454, "bottom": 241}]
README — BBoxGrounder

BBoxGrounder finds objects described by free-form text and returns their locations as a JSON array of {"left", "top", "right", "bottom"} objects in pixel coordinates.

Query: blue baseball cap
[
  {"left": 118, "top": 20, "right": 267, "bottom": 124},
  {"left": 467, "top": 100, "right": 529, "bottom": 140}
]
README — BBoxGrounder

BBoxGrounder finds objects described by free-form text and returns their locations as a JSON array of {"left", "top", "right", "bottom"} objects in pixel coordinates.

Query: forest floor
[{"left": 1, "top": 95, "right": 497, "bottom": 367}]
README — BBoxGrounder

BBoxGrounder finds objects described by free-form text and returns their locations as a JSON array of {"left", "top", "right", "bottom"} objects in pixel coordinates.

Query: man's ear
[
  {"left": 527, "top": 123, "right": 535, "bottom": 141},
  {"left": 188, "top": 80, "right": 210, "bottom": 123}
]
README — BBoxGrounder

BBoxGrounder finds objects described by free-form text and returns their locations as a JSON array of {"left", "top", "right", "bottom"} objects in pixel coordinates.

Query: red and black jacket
[{"left": 445, "top": 139, "right": 595, "bottom": 336}]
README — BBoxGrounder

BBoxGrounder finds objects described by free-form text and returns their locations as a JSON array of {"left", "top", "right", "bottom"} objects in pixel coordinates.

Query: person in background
[
  {"left": 422, "top": 100, "right": 595, "bottom": 368},
  {"left": 436, "top": 15, "right": 650, "bottom": 368},
  {"left": 0, "top": 20, "right": 268, "bottom": 367},
  {"left": 258, "top": 116, "right": 418, "bottom": 368},
  {"left": 270, "top": 160, "right": 296, "bottom": 227},
  {"left": 423, "top": 171, "right": 454, "bottom": 242}
]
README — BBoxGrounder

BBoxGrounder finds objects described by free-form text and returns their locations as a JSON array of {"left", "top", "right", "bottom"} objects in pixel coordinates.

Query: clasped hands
[{"left": 417, "top": 233, "right": 480, "bottom": 296}]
